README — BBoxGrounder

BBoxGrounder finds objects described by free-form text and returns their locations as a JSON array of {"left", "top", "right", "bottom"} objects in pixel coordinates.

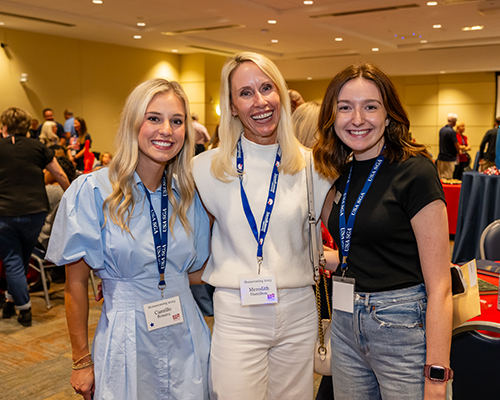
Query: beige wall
[
  {"left": 0, "top": 27, "right": 180, "bottom": 155},
  {"left": 204, "top": 54, "right": 226, "bottom": 136},
  {"left": 2, "top": 26, "right": 495, "bottom": 163},
  {"left": 288, "top": 72, "right": 497, "bottom": 163},
  {"left": 180, "top": 53, "right": 226, "bottom": 138},
  {"left": 394, "top": 72, "right": 496, "bottom": 161}
]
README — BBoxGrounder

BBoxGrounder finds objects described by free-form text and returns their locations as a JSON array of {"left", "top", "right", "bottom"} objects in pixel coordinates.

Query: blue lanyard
[
  {"left": 339, "top": 150, "right": 385, "bottom": 273},
  {"left": 236, "top": 137, "right": 281, "bottom": 273},
  {"left": 143, "top": 173, "right": 169, "bottom": 297}
]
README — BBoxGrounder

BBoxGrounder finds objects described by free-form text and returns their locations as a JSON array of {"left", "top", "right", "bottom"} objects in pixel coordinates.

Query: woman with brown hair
[
  {"left": 68, "top": 116, "right": 92, "bottom": 171},
  {"left": 314, "top": 63, "right": 452, "bottom": 400},
  {"left": 0, "top": 107, "right": 69, "bottom": 327}
]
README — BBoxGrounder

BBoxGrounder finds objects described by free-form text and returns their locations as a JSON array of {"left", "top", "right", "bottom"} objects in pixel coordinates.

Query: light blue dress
[{"left": 46, "top": 168, "right": 211, "bottom": 400}]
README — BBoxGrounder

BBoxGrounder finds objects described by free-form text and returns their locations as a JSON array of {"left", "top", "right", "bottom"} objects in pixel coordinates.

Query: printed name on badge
[
  {"left": 143, "top": 296, "right": 184, "bottom": 331},
  {"left": 239, "top": 273, "right": 278, "bottom": 306}
]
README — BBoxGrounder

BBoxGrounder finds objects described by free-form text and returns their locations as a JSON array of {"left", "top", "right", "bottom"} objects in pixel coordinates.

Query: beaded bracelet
[
  {"left": 72, "top": 360, "right": 94, "bottom": 370},
  {"left": 73, "top": 352, "right": 91, "bottom": 365},
  {"left": 72, "top": 352, "right": 93, "bottom": 370}
]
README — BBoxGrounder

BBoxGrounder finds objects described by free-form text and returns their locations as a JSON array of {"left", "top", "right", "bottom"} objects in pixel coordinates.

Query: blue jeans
[
  {"left": 331, "top": 284, "right": 427, "bottom": 400},
  {"left": 0, "top": 212, "right": 46, "bottom": 307}
]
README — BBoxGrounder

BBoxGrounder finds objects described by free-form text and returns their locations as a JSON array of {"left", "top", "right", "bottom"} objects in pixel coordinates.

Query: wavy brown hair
[
  {"left": 75, "top": 117, "right": 88, "bottom": 145},
  {"left": 313, "top": 62, "right": 430, "bottom": 179}
]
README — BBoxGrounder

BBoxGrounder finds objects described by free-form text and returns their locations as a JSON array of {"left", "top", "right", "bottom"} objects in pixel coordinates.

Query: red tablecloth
[
  {"left": 473, "top": 272, "right": 500, "bottom": 324},
  {"left": 442, "top": 183, "right": 461, "bottom": 235},
  {"left": 469, "top": 272, "right": 500, "bottom": 337}
]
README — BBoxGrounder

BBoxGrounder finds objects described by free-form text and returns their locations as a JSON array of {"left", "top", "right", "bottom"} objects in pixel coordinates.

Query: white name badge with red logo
[
  {"left": 239, "top": 273, "right": 278, "bottom": 306},
  {"left": 143, "top": 296, "right": 184, "bottom": 331}
]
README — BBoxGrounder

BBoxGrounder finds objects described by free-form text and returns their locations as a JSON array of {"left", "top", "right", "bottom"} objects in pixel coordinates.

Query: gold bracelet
[
  {"left": 72, "top": 352, "right": 91, "bottom": 366},
  {"left": 72, "top": 360, "right": 94, "bottom": 370}
]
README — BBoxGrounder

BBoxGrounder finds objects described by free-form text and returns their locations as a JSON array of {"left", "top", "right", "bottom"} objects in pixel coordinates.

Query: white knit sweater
[{"left": 192, "top": 135, "right": 333, "bottom": 289}]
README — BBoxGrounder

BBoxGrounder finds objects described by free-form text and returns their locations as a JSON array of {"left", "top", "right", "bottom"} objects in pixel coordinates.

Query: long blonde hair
[
  {"left": 211, "top": 52, "right": 304, "bottom": 182},
  {"left": 39, "top": 121, "right": 59, "bottom": 146},
  {"left": 292, "top": 102, "right": 321, "bottom": 149},
  {"left": 103, "top": 78, "right": 195, "bottom": 235}
]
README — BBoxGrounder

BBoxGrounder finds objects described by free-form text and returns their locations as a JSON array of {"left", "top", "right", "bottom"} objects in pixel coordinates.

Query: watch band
[{"left": 423, "top": 364, "right": 454, "bottom": 382}]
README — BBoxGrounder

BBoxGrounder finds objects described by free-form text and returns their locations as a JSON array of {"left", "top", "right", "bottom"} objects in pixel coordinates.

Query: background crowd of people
[
  {"left": 0, "top": 105, "right": 113, "bottom": 326},
  {"left": 437, "top": 113, "right": 498, "bottom": 180}
]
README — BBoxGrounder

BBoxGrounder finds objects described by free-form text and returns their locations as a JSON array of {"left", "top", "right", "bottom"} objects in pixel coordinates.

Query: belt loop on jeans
[{"left": 364, "top": 293, "right": 370, "bottom": 308}]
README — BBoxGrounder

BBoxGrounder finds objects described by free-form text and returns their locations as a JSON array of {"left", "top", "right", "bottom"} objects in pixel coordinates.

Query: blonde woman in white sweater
[{"left": 192, "top": 52, "right": 335, "bottom": 400}]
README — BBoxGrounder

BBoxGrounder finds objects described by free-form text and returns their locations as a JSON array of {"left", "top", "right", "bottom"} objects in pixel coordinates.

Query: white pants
[{"left": 209, "top": 286, "right": 317, "bottom": 400}]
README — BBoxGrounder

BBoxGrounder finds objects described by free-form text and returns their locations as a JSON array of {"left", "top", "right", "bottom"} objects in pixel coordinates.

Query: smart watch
[{"left": 423, "top": 364, "right": 454, "bottom": 382}]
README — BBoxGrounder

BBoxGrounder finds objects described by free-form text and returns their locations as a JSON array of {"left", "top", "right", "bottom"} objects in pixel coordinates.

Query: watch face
[{"left": 429, "top": 366, "right": 446, "bottom": 381}]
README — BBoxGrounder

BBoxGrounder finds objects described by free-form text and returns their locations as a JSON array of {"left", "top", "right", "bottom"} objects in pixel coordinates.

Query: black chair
[
  {"left": 450, "top": 321, "right": 500, "bottom": 400},
  {"left": 479, "top": 219, "right": 500, "bottom": 261}
]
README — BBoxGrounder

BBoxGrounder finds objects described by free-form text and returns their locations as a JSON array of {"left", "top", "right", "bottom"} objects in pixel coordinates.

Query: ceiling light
[
  {"left": 440, "top": 71, "right": 446, "bottom": 74},
  {"left": 0, "top": 22, "right": 4, "bottom": 25},
  {"left": 433, "top": 24, "right": 442, "bottom": 29},
  {"left": 137, "top": 22, "right": 146, "bottom": 27},
  {"left": 304, "top": 1, "right": 314, "bottom": 4},
  {"left": 92, "top": 0, "right": 103, "bottom": 4},
  {"left": 462, "top": 27, "right": 471, "bottom": 31},
  {"left": 372, "top": 47, "right": 379, "bottom": 51},
  {"left": 307, "top": 77, "right": 313, "bottom": 80},
  {"left": 471, "top": 25, "right": 484, "bottom": 30},
  {"left": 268, "top": 20, "right": 277, "bottom": 24},
  {"left": 271, "top": 39, "right": 278, "bottom": 43},
  {"left": 172, "top": 49, "right": 178, "bottom": 53},
  {"left": 420, "top": 39, "right": 428, "bottom": 43},
  {"left": 427, "top": 1, "right": 438, "bottom": 6},
  {"left": 335, "top": 37, "right": 343, "bottom": 41},
  {"left": 133, "top": 35, "right": 142, "bottom": 39}
]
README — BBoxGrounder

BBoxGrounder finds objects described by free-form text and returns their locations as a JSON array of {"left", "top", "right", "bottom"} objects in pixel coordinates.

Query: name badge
[
  {"left": 332, "top": 276, "right": 355, "bottom": 313},
  {"left": 334, "top": 190, "right": 342, "bottom": 205},
  {"left": 143, "top": 296, "right": 184, "bottom": 331},
  {"left": 239, "top": 273, "right": 278, "bottom": 306}
]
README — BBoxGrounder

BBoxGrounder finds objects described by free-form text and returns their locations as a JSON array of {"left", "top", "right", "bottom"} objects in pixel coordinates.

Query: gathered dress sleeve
[{"left": 46, "top": 173, "right": 106, "bottom": 271}]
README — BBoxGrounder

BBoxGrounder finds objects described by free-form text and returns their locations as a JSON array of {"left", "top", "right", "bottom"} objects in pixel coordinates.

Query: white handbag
[{"left": 305, "top": 151, "right": 332, "bottom": 376}]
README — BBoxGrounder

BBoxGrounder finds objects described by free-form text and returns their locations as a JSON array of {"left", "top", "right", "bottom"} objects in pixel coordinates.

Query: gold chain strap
[
  {"left": 323, "top": 271, "right": 332, "bottom": 320},
  {"left": 316, "top": 272, "right": 331, "bottom": 353},
  {"left": 315, "top": 279, "right": 325, "bottom": 349}
]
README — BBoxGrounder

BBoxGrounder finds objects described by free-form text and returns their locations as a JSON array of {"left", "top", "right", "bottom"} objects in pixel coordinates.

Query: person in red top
[{"left": 453, "top": 121, "right": 471, "bottom": 180}]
